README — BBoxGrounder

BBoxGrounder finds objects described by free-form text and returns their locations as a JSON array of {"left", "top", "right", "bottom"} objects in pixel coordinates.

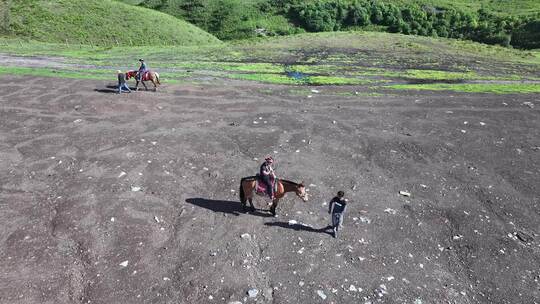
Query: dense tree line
[{"left": 139, "top": 0, "right": 539, "bottom": 49}]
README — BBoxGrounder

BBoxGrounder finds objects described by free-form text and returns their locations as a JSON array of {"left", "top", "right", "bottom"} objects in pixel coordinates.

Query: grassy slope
[
  {"left": 0, "top": 31, "right": 538, "bottom": 92},
  {"left": 6, "top": 0, "right": 220, "bottom": 46}
]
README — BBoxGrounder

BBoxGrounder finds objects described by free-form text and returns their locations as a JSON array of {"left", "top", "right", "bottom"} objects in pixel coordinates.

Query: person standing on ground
[
  {"left": 117, "top": 70, "right": 131, "bottom": 94},
  {"left": 328, "top": 190, "right": 348, "bottom": 238}
]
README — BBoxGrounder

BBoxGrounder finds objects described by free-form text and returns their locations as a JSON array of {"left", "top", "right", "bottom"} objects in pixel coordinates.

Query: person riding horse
[
  {"left": 137, "top": 59, "right": 148, "bottom": 82},
  {"left": 260, "top": 156, "right": 275, "bottom": 200}
]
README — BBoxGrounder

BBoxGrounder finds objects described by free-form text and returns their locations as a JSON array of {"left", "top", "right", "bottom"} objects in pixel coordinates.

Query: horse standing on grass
[
  {"left": 125, "top": 70, "right": 160, "bottom": 91},
  {"left": 239, "top": 177, "right": 309, "bottom": 216}
]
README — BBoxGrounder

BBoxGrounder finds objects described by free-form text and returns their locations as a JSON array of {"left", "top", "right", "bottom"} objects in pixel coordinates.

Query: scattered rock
[
  {"left": 131, "top": 186, "right": 141, "bottom": 192},
  {"left": 384, "top": 208, "right": 397, "bottom": 215},
  {"left": 523, "top": 102, "right": 534, "bottom": 108},
  {"left": 399, "top": 191, "right": 411, "bottom": 197},
  {"left": 119, "top": 260, "right": 129, "bottom": 267},
  {"left": 452, "top": 235, "right": 463, "bottom": 240},
  {"left": 163, "top": 277, "right": 170, "bottom": 281},
  {"left": 298, "top": 281, "right": 305, "bottom": 287},
  {"left": 516, "top": 231, "right": 534, "bottom": 243},
  {"left": 311, "top": 89, "right": 320, "bottom": 93},
  {"left": 154, "top": 216, "right": 160, "bottom": 223},
  {"left": 359, "top": 216, "right": 371, "bottom": 224},
  {"left": 73, "top": 119, "right": 83, "bottom": 123},
  {"left": 316, "top": 290, "right": 327, "bottom": 300},
  {"left": 240, "top": 233, "right": 251, "bottom": 240},
  {"left": 248, "top": 289, "right": 259, "bottom": 298},
  {"left": 374, "top": 284, "right": 387, "bottom": 297},
  {"left": 349, "top": 284, "right": 358, "bottom": 292},
  {"left": 118, "top": 171, "right": 126, "bottom": 178}
]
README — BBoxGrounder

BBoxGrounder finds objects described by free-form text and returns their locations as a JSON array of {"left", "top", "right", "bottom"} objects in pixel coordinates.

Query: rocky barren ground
[{"left": 0, "top": 75, "right": 539, "bottom": 304}]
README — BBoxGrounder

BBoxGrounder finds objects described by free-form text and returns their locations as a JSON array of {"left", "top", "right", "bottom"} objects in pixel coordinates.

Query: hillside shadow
[
  {"left": 264, "top": 222, "right": 333, "bottom": 235},
  {"left": 185, "top": 198, "right": 273, "bottom": 217}
]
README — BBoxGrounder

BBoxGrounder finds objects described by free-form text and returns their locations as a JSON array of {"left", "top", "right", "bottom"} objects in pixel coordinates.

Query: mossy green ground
[{"left": 0, "top": 32, "right": 538, "bottom": 92}]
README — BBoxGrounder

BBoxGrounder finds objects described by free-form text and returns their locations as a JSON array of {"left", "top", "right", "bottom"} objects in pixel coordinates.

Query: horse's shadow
[
  {"left": 185, "top": 198, "right": 273, "bottom": 217},
  {"left": 264, "top": 222, "right": 334, "bottom": 235}
]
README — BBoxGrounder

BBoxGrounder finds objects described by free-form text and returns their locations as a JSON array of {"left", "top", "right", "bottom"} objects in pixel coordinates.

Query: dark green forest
[{"left": 139, "top": 0, "right": 540, "bottom": 49}]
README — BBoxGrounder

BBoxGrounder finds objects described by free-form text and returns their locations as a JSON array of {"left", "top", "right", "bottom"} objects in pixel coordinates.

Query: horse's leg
[
  {"left": 135, "top": 80, "right": 139, "bottom": 91},
  {"left": 152, "top": 79, "right": 157, "bottom": 92},
  {"left": 270, "top": 199, "right": 279, "bottom": 216},
  {"left": 249, "top": 197, "right": 255, "bottom": 212},
  {"left": 142, "top": 80, "right": 148, "bottom": 91}
]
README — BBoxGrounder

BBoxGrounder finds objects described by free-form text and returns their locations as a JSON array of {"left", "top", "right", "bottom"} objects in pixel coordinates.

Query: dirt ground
[{"left": 0, "top": 75, "right": 539, "bottom": 304}]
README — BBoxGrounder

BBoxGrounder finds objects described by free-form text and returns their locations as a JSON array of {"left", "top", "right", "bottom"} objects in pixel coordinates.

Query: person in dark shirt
[
  {"left": 259, "top": 156, "right": 275, "bottom": 200},
  {"left": 328, "top": 190, "right": 348, "bottom": 238},
  {"left": 117, "top": 70, "right": 131, "bottom": 94},
  {"left": 137, "top": 59, "right": 148, "bottom": 82}
]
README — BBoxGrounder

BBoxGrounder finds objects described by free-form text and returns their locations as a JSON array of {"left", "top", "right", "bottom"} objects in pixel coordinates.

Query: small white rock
[
  {"left": 131, "top": 186, "right": 141, "bottom": 192},
  {"left": 316, "top": 290, "right": 327, "bottom": 300},
  {"left": 399, "top": 191, "right": 411, "bottom": 197},
  {"left": 247, "top": 289, "right": 259, "bottom": 298},
  {"left": 119, "top": 260, "right": 129, "bottom": 267}
]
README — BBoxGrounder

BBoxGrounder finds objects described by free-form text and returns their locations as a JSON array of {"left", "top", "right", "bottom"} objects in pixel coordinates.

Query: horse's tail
[
  {"left": 239, "top": 179, "right": 245, "bottom": 203},
  {"left": 155, "top": 72, "right": 161, "bottom": 85}
]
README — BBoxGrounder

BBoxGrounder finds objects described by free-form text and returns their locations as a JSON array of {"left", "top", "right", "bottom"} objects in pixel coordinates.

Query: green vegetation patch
[
  {"left": 226, "top": 73, "right": 370, "bottom": 85},
  {"left": 387, "top": 83, "right": 540, "bottom": 94}
]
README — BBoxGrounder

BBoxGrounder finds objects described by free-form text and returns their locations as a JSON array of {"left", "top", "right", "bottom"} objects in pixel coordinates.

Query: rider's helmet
[
  {"left": 139, "top": 59, "right": 144, "bottom": 62},
  {"left": 265, "top": 156, "right": 274, "bottom": 163}
]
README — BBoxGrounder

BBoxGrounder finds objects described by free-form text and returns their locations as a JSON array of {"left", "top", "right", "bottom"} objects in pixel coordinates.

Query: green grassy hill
[{"left": 2, "top": 0, "right": 220, "bottom": 46}]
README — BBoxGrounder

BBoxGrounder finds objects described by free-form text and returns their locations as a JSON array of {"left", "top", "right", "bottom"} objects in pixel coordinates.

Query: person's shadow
[
  {"left": 94, "top": 85, "right": 134, "bottom": 94},
  {"left": 264, "top": 222, "right": 334, "bottom": 236},
  {"left": 185, "top": 198, "right": 273, "bottom": 217}
]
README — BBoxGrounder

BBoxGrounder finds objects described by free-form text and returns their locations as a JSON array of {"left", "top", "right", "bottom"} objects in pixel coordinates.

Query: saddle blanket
[{"left": 255, "top": 175, "right": 277, "bottom": 196}]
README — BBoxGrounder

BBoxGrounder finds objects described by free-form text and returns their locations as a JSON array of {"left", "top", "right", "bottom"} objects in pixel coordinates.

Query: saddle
[
  {"left": 255, "top": 174, "right": 277, "bottom": 197},
  {"left": 138, "top": 71, "right": 150, "bottom": 81}
]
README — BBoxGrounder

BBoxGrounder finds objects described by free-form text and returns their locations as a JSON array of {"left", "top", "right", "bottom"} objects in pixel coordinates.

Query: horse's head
[
  {"left": 125, "top": 70, "right": 136, "bottom": 80},
  {"left": 296, "top": 182, "right": 309, "bottom": 202}
]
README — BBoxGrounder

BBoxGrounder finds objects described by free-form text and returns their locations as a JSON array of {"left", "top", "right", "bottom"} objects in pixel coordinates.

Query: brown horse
[
  {"left": 239, "top": 177, "right": 309, "bottom": 216},
  {"left": 126, "top": 70, "right": 160, "bottom": 91}
]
